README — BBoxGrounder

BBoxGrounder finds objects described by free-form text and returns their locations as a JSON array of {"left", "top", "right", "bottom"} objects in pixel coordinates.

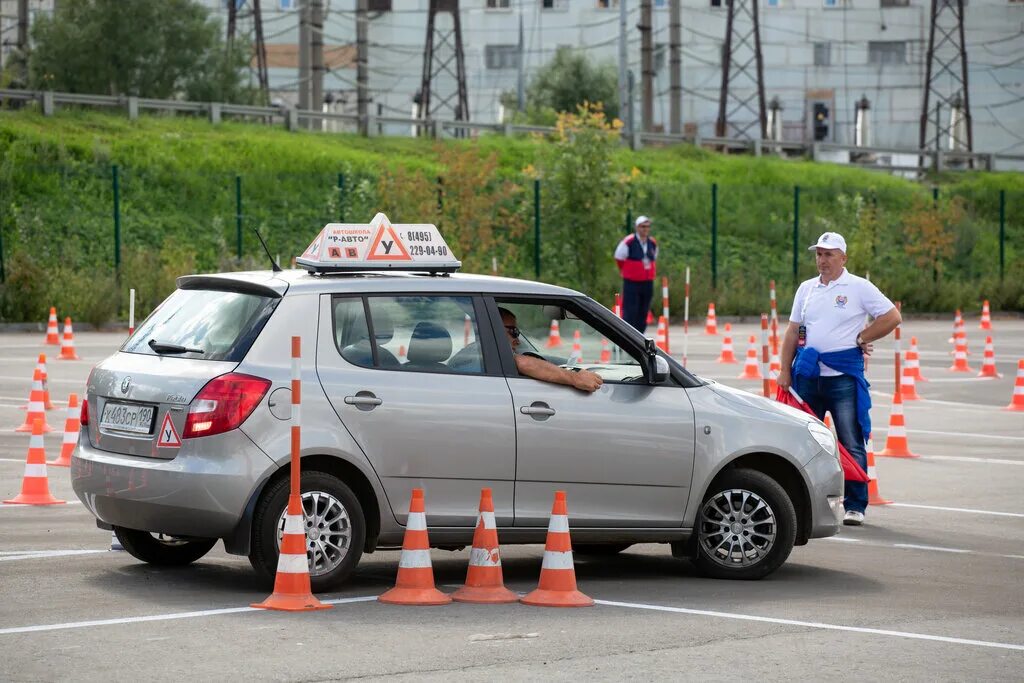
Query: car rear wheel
[
  {"left": 114, "top": 528, "right": 217, "bottom": 566},
  {"left": 249, "top": 471, "right": 365, "bottom": 592},
  {"left": 692, "top": 468, "right": 796, "bottom": 580}
]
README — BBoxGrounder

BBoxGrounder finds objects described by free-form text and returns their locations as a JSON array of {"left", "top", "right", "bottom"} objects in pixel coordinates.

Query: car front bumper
[{"left": 804, "top": 451, "right": 844, "bottom": 539}]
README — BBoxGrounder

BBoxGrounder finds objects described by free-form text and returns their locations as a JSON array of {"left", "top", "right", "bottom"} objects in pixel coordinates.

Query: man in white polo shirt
[{"left": 777, "top": 232, "right": 901, "bottom": 526}]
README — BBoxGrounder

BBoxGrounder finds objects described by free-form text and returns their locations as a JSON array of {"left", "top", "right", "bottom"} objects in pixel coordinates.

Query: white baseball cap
[
  {"left": 808, "top": 232, "right": 847, "bottom": 253},
  {"left": 635, "top": 215, "right": 652, "bottom": 227}
]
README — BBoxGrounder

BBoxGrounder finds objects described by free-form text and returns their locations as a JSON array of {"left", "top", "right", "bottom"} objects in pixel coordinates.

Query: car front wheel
[{"left": 692, "top": 468, "right": 796, "bottom": 580}]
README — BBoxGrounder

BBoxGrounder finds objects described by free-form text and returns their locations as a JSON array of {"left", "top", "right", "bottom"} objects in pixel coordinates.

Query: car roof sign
[{"left": 296, "top": 212, "right": 461, "bottom": 274}]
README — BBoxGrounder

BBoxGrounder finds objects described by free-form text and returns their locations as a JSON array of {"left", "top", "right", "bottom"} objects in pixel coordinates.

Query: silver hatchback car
[{"left": 72, "top": 232, "right": 841, "bottom": 590}]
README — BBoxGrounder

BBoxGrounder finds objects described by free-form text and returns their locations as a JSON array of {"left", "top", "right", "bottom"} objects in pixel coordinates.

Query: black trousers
[{"left": 622, "top": 279, "right": 654, "bottom": 333}]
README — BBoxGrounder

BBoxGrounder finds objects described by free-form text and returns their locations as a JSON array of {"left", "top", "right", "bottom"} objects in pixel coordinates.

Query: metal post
[
  {"left": 0, "top": 175, "right": 5, "bottom": 283},
  {"left": 235, "top": 175, "right": 243, "bottom": 260},
  {"left": 711, "top": 183, "right": 718, "bottom": 290},
  {"left": 338, "top": 173, "right": 346, "bottom": 222},
  {"left": 932, "top": 186, "right": 939, "bottom": 206},
  {"left": 112, "top": 165, "right": 121, "bottom": 273},
  {"left": 792, "top": 185, "right": 800, "bottom": 284},
  {"left": 533, "top": 179, "right": 541, "bottom": 279},
  {"left": 999, "top": 189, "right": 1006, "bottom": 280}
]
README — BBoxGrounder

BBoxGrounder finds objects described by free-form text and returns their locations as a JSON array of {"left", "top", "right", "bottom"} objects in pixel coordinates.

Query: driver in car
[{"left": 500, "top": 308, "right": 603, "bottom": 393}]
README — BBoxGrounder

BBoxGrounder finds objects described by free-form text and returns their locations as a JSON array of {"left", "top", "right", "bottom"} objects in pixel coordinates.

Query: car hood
[{"left": 704, "top": 380, "right": 820, "bottom": 426}]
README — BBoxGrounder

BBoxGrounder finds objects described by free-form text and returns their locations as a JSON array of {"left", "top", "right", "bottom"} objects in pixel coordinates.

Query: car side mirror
[{"left": 644, "top": 338, "right": 669, "bottom": 384}]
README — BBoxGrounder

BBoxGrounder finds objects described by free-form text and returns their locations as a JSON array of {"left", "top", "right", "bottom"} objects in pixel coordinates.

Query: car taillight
[
  {"left": 80, "top": 398, "right": 89, "bottom": 426},
  {"left": 183, "top": 373, "right": 271, "bottom": 439}
]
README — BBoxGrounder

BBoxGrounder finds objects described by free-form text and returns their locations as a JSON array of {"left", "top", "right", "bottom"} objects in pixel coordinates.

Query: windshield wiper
[{"left": 148, "top": 339, "right": 205, "bottom": 355}]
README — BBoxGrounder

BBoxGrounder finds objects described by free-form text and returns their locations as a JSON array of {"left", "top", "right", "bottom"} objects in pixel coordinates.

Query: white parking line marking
[
  {"left": 0, "top": 596, "right": 378, "bottom": 636},
  {"left": 0, "top": 501, "right": 81, "bottom": 509},
  {"left": 894, "top": 544, "right": 971, "bottom": 554},
  {"left": 923, "top": 455, "right": 1024, "bottom": 466},
  {"left": 596, "top": 599, "right": 1024, "bottom": 652},
  {"left": 822, "top": 537, "right": 1023, "bottom": 562},
  {"left": 889, "top": 503, "right": 1024, "bottom": 518},
  {"left": 0, "top": 376, "right": 86, "bottom": 385},
  {"left": 0, "top": 550, "right": 106, "bottom": 562},
  {"left": 871, "top": 430, "right": 1024, "bottom": 444},
  {"left": 869, "top": 391, "right": 1001, "bottom": 411}
]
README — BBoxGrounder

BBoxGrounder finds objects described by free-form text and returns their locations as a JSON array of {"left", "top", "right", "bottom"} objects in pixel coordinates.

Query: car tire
[
  {"left": 574, "top": 543, "right": 633, "bottom": 556},
  {"left": 249, "top": 471, "right": 365, "bottom": 593},
  {"left": 692, "top": 468, "right": 796, "bottom": 580},
  {"left": 114, "top": 528, "right": 217, "bottom": 566}
]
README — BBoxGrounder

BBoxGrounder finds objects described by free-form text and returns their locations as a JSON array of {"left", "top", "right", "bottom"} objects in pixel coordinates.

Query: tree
[
  {"left": 27, "top": 0, "right": 256, "bottom": 103},
  {"left": 502, "top": 47, "right": 619, "bottom": 126}
]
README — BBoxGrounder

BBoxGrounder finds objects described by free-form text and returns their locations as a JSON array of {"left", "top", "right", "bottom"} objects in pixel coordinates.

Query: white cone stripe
[
  {"left": 398, "top": 548, "right": 433, "bottom": 568},
  {"left": 23, "top": 464, "right": 47, "bottom": 478},
  {"left": 478, "top": 510, "right": 496, "bottom": 529},
  {"left": 1014, "top": 386, "right": 1024, "bottom": 395},
  {"left": 29, "top": 434, "right": 44, "bottom": 448},
  {"left": 547, "top": 514, "right": 570, "bottom": 533},
  {"left": 68, "top": 406, "right": 80, "bottom": 419},
  {"left": 868, "top": 465, "right": 878, "bottom": 478},
  {"left": 27, "top": 401, "right": 44, "bottom": 413},
  {"left": 541, "top": 550, "right": 576, "bottom": 570},
  {"left": 62, "top": 431, "right": 78, "bottom": 444},
  {"left": 889, "top": 426, "right": 906, "bottom": 437},
  {"left": 469, "top": 546, "right": 501, "bottom": 567},
  {"left": 406, "top": 511, "right": 427, "bottom": 531},
  {"left": 275, "top": 553, "right": 311, "bottom": 574},
  {"left": 283, "top": 514, "right": 304, "bottom": 534}
]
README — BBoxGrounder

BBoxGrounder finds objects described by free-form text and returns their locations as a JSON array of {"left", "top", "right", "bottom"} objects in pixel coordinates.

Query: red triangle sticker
[
  {"left": 365, "top": 225, "right": 413, "bottom": 261},
  {"left": 156, "top": 413, "right": 182, "bottom": 448}
]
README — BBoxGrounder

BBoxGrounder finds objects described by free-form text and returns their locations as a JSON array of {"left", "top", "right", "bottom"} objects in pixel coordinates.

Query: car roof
[{"left": 178, "top": 269, "right": 585, "bottom": 299}]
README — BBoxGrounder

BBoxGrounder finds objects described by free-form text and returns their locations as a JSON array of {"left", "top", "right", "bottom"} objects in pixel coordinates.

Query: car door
[
  {"left": 317, "top": 293, "right": 516, "bottom": 527},
  {"left": 494, "top": 297, "right": 696, "bottom": 528}
]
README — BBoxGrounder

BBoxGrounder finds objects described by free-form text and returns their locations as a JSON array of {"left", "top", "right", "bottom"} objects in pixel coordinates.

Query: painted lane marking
[
  {"left": 869, "top": 391, "right": 1003, "bottom": 411},
  {"left": 0, "top": 550, "right": 106, "bottom": 562},
  {"left": 0, "top": 595, "right": 379, "bottom": 636},
  {"left": 822, "top": 537, "right": 1023, "bottom": 562},
  {"left": 893, "top": 543, "right": 970, "bottom": 554},
  {"left": 870, "top": 430, "right": 1024, "bottom": 444},
  {"left": 596, "top": 599, "right": 1024, "bottom": 652},
  {"left": 921, "top": 455, "right": 1024, "bottom": 466},
  {"left": 0, "top": 501, "right": 81, "bottom": 509},
  {"left": 889, "top": 503, "right": 1024, "bottom": 518},
  {"left": 0, "top": 376, "right": 87, "bottom": 385}
]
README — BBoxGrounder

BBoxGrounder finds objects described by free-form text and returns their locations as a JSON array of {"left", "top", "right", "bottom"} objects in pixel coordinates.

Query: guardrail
[{"left": 2, "top": 88, "right": 1022, "bottom": 174}]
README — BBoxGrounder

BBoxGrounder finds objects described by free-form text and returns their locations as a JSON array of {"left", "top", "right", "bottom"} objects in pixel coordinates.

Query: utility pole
[
  {"left": 311, "top": 0, "right": 324, "bottom": 127},
  {"left": 228, "top": 0, "right": 238, "bottom": 41},
  {"left": 716, "top": 0, "right": 767, "bottom": 140},
  {"left": 419, "top": 0, "right": 470, "bottom": 134},
  {"left": 516, "top": 11, "right": 525, "bottom": 112},
  {"left": 669, "top": 0, "right": 681, "bottom": 135},
  {"left": 618, "top": 0, "right": 629, "bottom": 134},
  {"left": 298, "top": 0, "right": 311, "bottom": 116},
  {"left": 920, "top": 0, "right": 972, "bottom": 163},
  {"left": 253, "top": 0, "right": 270, "bottom": 100},
  {"left": 357, "top": 0, "right": 369, "bottom": 135},
  {"left": 17, "top": 0, "right": 28, "bottom": 52},
  {"left": 640, "top": 0, "right": 653, "bottom": 132}
]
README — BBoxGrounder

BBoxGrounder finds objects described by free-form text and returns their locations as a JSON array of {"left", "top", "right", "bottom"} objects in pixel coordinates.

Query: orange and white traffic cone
[
  {"left": 737, "top": 336, "right": 762, "bottom": 380},
  {"left": 20, "top": 354, "right": 55, "bottom": 411},
  {"left": 569, "top": 329, "right": 584, "bottom": 363},
  {"left": 646, "top": 310, "right": 655, "bottom": 327},
  {"left": 50, "top": 394, "right": 80, "bottom": 468},
  {"left": 379, "top": 488, "right": 451, "bottom": 605},
  {"left": 599, "top": 338, "right": 611, "bottom": 363},
  {"left": 878, "top": 391, "right": 919, "bottom": 458},
  {"left": 44, "top": 307, "right": 60, "bottom": 345},
  {"left": 545, "top": 320, "right": 563, "bottom": 348},
  {"left": 977, "top": 336, "right": 1000, "bottom": 379},
  {"left": 900, "top": 365, "right": 921, "bottom": 401},
  {"left": 655, "top": 316, "right": 668, "bottom": 352},
  {"left": 948, "top": 309, "right": 962, "bottom": 344},
  {"left": 949, "top": 338, "right": 972, "bottom": 373},
  {"left": 4, "top": 419, "right": 66, "bottom": 505},
  {"left": 715, "top": 324, "right": 737, "bottom": 364},
  {"left": 704, "top": 303, "right": 718, "bottom": 335},
  {"left": 452, "top": 488, "right": 517, "bottom": 604},
  {"left": 58, "top": 317, "right": 81, "bottom": 361},
  {"left": 613, "top": 292, "right": 622, "bottom": 319},
  {"left": 15, "top": 369, "right": 53, "bottom": 433},
  {"left": 1006, "top": 360, "right": 1024, "bottom": 412},
  {"left": 980, "top": 300, "right": 992, "bottom": 331},
  {"left": 905, "top": 337, "right": 927, "bottom": 382},
  {"left": 866, "top": 435, "right": 893, "bottom": 506},
  {"left": 520, "top": 491, "right": 593, "bottom": 608},
  {"left": 768, "top": 351, "right": 781, "bottom": 395}
]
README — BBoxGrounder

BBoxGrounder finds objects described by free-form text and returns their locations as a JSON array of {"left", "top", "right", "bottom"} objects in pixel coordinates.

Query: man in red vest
[{"left": 614, "top": 215, "right": 658, "bottom": 332}]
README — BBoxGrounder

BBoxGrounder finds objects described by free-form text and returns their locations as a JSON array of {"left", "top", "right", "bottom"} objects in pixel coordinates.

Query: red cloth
[{"left": 775, "top": 387, "right": 870, "bottom": 483}]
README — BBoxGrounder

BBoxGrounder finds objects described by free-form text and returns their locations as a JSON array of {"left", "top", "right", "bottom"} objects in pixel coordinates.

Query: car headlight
[{"left": 807, "top": 422, "right": 838, "bottom": 457}]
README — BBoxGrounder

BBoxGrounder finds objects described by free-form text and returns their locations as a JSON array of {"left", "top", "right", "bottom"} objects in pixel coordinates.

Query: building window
[
  {"left": 543, "top": 0, "right": 568, "bottom": 8},
  {"left": 766, "top": 0, "right": 780, "bottom": 6},
  {"left": 711, "top": 0, "right": 723, "bottom": 6},
  {"left": 279, "top": 0, "right": 296, "bottom": 9},
  {"left": 814, "top": 42, "right": 831, "bottom": 66},
  {"left": 596, "top": 0, "right": 619, "bottom": 7},
  {"left": 823, "top": 0, "right": 841, "bottom": 6},
  {"left": 868, "top": 40, "right": 907, "bottom": 65},
  {"left": 880, "top": 0, "right": 909, "bottom": 6},
  {"left": 485, "top": 45, "right": 518, "bottom": 70},
  {"left": 487, "top": 0, "right": 511, "bottom": 8},
  {"left": 368, "top": 0, "right": 392, "bottom": 11},
  {"left": 653, "top": 43, "right": 667, "bottom": 72}
]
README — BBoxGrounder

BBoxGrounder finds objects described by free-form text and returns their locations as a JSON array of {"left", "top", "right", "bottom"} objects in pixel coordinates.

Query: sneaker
[{"left": 843, "top": 510, "right": 864, "bottom": 526}]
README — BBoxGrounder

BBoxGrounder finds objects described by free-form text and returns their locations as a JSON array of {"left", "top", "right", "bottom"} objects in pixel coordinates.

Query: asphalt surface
[{"left": 1, "top": 318, "right": 1022, "bottom": 681}]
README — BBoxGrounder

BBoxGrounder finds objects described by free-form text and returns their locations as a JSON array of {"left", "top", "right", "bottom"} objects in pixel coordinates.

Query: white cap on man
[
  {"left": 808, "top": 231, "right": 847, "bottom": 253},
  {"left": 635, "top": 215, "right": 651, "bottom": 227}
]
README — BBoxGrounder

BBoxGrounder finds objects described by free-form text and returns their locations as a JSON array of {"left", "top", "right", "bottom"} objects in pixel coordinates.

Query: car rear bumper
[
  {"left": 71, "top": 430, "right": 275, "bottom": 539},
  {"left": 805, "top": 451, "right": 844, "bottom": 538}
]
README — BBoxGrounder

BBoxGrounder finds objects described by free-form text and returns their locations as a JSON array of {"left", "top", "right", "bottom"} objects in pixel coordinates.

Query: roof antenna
[{"left": 252, "top": 227, "right": 282, "bottom": 273}]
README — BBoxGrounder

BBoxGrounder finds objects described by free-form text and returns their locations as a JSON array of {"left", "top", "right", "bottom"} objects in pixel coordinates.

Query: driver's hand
[{"left": 571, "top": 369, "right": 603, "bottom": 393}]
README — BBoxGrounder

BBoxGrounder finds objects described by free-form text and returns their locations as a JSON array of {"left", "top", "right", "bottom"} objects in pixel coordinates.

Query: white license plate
[{"left": 100, "top": 402, "right": 156, "bottom": 435}]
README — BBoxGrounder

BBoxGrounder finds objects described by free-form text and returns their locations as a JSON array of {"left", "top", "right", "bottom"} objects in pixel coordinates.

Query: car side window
[{"left": 333, "top": 297, "right": 375, "bottom": 368}]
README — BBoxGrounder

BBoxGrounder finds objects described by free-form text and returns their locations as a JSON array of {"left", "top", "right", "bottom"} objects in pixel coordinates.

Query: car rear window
[{"left": 121, "top": 288, "right": 278, "bottom": 362}]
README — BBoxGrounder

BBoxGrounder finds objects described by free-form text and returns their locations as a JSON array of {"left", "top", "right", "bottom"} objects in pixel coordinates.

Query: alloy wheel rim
[
  {"left": 276, "top": 491, "right": 353, "bottom": 577},
  {"left": 697, "top": 488, "right": 777, "bottom": 568}
]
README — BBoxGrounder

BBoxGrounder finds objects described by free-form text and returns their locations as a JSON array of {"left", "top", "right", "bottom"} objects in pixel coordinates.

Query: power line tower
[
  {"left": 419, "top": 0, "right": 469, "bottom": 132},
  {"left": 715, "top": 0, "right": 766, "bottom": 140},
  {"left": 226, "top": 1, "right": 269, "bottom": 102},
  {"left": 919, "top": 0, "right": 972, "bottom": 160}
]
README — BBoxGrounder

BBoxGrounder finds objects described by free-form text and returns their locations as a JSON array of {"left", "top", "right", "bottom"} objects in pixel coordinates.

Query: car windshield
[{"left": 121, "top": 288, "right": 278, "bottom": 362}]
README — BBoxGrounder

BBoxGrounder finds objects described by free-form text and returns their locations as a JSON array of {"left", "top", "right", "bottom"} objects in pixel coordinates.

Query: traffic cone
[
  {"left": 715, "top": 324, "right": 737, "bottom": 364},
  {"left": 451, "top": 488, "right": 517, "bottom": 604},
  {"left": 4, "top": 419, "right": 66, "bottom": 505},
  {"left": 768, "top": 351, "right": 781, "bottom": 395},
  {"left": 44, "top": 307, "right": 59, "bottom": 345},
  {"left": 980, "top": 300, "right": 992, "bottom": 330},
  {"left": 51, "top": 394, "right": 80, "bottom": 468},
  {"left": 905, "top": 337, "right": 927, "bottom": 382},
  {"left": 58, "top": 317, "right": 81, "bottom": 361},
  {"left": 15, "top": 369, "right": 53, "bottom": 433},
  {"left": 545, "top": 320, "right": 563, "bottom": 348},
  {"left": 568, "top": 329, "right": 584, "bottom": 363},
  {"left": 1006, "top": 360, "right": 1024, "bottom": 412},
  {"left": 20, "top": 354, "right": 55, "bottom": 410},
  {"left": 520, "top": 491, "right": 593, "bottom": 608},
  {"left": 379, "top": 489, "right": 451, "bottom": 606},
  {"left": 737, "top": 336, "right": 762, "bottom": 380},
  {"left": 866, "top": 435, "right": 893, "bottom": 506},
  {"left": 704, "top": 303, "right": 718, "bottom": 335},
  {"left": 949, "top": 338, "right": 972, "bottom": 372},
  {"left": 878, "top": 391, "right": 919, "bottom": 458},
  {"left": 613, "top": 293, "right": 622, "bottom": 319},
  {"left": 599, "top": 338, "right": 611, "bottom": 363},
  {"left": 948, "top": 309, "right": 962, "bottom": 344},
  {"left": 977, "top": 336, "right": 1000, "bottom": 379},
  {"left": 900, "top": 365, "right": 921, "bottom": 401},
  {"left": 655, "top": 316, "right": 668, "bottom": 352},
  {"left": 646, "top": 310, "right": 655, "bottom": 326}
]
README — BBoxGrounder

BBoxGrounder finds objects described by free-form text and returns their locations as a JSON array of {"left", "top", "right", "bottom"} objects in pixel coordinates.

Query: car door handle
[
  {"left": 520, "top": 403, "right": 555, "bottom": 417},
  {"left": 344, "top": 393, "right": 382, "bottom": 409}
]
